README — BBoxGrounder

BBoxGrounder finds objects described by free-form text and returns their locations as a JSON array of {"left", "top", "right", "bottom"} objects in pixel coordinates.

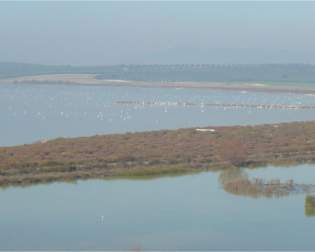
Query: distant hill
[{"left": 1, "top": 62, "right": 315, "bottom": 83}]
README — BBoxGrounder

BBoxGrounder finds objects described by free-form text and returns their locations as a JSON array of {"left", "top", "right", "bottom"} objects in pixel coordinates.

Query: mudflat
[
  {"left": 1, "top": 121, "right": 315, "bottom": 187},
  {"left": 1, "top": 73, "right": 315, "bottom": 94}
]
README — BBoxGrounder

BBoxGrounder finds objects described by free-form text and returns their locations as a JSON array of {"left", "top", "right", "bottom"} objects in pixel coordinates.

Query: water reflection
[
  {"left": 219, "top": 167, "right": 315, "bottom": 198},
  {"left": 1, "top": 166, "right": 315, "bottom": 249},
  {"left": 219, "top": 167, "right": 315, "bottom": 217}
]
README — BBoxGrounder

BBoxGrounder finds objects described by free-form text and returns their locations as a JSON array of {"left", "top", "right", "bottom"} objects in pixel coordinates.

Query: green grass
[{"left": 305, "top": 195, "right": 315, "bottom": 217}]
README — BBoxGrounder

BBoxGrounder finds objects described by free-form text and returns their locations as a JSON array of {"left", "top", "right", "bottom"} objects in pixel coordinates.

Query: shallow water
[
  {"left": 0, "top": 164, "right": 314, "bottom": 250},
  {"left": 1, "top": 83, "right": 315, "bottom": 249},
  {"left": 1, "top": 83, "right": 315, "bottom": 146}
]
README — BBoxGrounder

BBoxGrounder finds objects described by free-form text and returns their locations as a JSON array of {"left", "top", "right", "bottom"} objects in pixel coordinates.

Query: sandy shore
[{"left": 1, "top": 74, "right": 315, "bottom": 94}]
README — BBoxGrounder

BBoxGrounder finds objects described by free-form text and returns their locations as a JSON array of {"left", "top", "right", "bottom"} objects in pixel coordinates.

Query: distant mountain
[{"left": 1, "top": 62, "right": 315, "bottom": 83}]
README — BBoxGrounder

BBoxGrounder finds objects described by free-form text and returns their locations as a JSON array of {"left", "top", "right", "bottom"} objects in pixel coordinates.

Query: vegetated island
[{"left": 1, "top": 121, "right": 315, "bottom": 187}]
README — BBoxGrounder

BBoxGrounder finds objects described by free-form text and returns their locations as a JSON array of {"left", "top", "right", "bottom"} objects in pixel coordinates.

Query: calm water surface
[
  {"left": 1, "top": 83, "right": 315, "bottom": 146},
  {"left": 1, "top": 83, "right": 315, "bottom": 249},
  {"left": 0, "top": 165, "right": 315, "bottom": 250}
]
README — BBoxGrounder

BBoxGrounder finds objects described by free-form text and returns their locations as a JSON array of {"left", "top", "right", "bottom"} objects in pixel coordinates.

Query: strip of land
[
  {"left": 1, "top": 74, "right": 315, "bottom": 94},
  {"left": 1, "top": 121, "right": 315, "bottom": 187},
  {"left": 116, "top": 100, "right": 315, "bottom": 110},
  {"left": 219, "top": 167, "right": 315, "bottom": 198}
]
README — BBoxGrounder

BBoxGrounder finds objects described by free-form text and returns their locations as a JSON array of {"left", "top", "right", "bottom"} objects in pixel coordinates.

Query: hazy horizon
[
  {"left": 1, "top": 2, "right": 314, "bottom": 65},
  {"left": 1, "top": 61, "right": 315, "bottom": 67}
]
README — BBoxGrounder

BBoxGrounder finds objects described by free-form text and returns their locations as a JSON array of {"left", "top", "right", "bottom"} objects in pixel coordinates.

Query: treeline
[{"left": 1, "top": 62, "right": 315, "bottom": 83}]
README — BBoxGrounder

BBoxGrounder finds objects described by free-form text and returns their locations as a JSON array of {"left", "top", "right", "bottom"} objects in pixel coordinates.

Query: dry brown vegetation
[
  {"left": 219, "top": 168, "right": 315, "bottom": 198},
  {"left": 1, "top": 121, "right": 315, "bottom": 187}
]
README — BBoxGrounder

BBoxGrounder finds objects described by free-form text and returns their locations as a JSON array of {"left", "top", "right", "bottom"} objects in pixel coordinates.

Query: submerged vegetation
[
  {"left": 1, "top": 121, "right": 315, "bottom": 187},
  {"left": 305, "top": 195, "right": 315, "bottom": 217}
]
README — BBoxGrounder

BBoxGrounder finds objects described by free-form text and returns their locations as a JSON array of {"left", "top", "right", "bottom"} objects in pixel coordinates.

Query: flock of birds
[{"left": 2, "top": 86, "right": 315, "bottom": 124}]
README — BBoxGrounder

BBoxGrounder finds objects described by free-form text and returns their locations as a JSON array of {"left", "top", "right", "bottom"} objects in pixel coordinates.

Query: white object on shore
[
  {"left": 195, "top": 128, "right": 216, "bottom": 133},
  {"left": 33, "top": 139, "right": 48, "bottom": 144}
]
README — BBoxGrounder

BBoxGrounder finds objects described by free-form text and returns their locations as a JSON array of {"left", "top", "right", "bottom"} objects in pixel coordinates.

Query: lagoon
[
  {"left": 1, "top": 83, "right": 315, "bottom": 249},
  {"left": 1, "top": 83, "right": 315, "bottom": 146},
  {"left": 0, "top": 164, "right": 314, "bottom": 250}
]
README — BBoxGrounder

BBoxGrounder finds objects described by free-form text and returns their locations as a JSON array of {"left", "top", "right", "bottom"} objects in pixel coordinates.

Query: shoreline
[
  {"left": 1, "top": 121, "right": 315, "bottom": 187},
  {"left": 1, "top": 74, "right": 315, "bottom": 94}
]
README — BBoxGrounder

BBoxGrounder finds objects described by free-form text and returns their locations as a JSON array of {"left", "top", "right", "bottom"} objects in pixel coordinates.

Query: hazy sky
[{"left": 0, "top": 2, "right": 314, "bottom": 65}]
